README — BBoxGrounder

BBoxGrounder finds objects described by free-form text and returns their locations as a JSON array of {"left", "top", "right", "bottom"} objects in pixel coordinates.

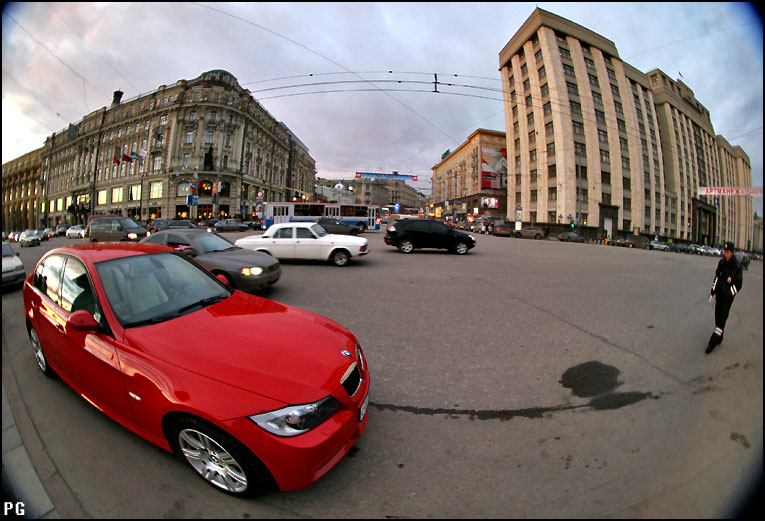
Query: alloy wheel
[{"left": 178, "top": 428, "right": 248, "bottom": 494}]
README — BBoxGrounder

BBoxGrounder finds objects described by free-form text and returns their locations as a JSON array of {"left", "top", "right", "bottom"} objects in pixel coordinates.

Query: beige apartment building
[
  {"left": 2, "top": 148, "right": 43, "bottom": 233},
  {"left": 498, "top": 8, "right": 754, "bottom": 247},
  {"left": 431, "top": 128, "right": 508, "bottom": 220},
  {"left": 2, "top": 69, "right": 316, "bottom": 231},
  {"left": 316, "top": 177, "right": 427, "bottom": 210}
]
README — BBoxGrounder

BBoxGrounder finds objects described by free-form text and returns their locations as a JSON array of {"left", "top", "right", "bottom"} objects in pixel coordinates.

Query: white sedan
[
  {"left": 235, "top": 222, "right": 369, "bottom": 266},
  {"left": 66, "top": 225, "right": 87, "bottom": 238}
]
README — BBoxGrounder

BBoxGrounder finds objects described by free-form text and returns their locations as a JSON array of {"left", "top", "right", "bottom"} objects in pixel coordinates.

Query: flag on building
[
  {"left": 112, "top": 146, "right": 120, "bottom": 164},
  {"left": 122, "top": 154, "right": 133, "bottom": 163}
]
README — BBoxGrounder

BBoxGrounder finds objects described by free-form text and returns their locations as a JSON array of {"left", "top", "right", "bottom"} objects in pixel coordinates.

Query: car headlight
[
  {"left": 249, "top": 396, "right": 341, "bottom": 437},
  {"left": 241, "top": 266, "right": 263, "bottom": 276},
  {"left": 127, "top": 232, "right": 138, "bottom": 239}
]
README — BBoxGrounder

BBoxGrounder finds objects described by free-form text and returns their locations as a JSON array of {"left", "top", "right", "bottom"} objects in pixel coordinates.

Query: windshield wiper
[
  {"left": 123, "top": 314, "right": 179, "bottom": 328},
  {"left": 176, "top": 294, "right": 228, "bottom": 314}
]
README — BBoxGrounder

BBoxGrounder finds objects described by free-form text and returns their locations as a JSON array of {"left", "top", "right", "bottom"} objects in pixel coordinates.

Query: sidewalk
[{"left": 2, "top": 377, "right": 57, "bottom": 519}]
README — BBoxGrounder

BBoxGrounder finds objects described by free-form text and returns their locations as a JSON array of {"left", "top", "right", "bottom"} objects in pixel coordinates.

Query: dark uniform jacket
[{"left": 711, "top": 255, "right": 743, "bottom": 299}]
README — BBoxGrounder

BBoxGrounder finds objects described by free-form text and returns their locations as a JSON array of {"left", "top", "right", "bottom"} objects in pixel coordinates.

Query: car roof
[
  {"left": 269, "top": 222, "right": 315, "bottom": 228},
  {"left": 42, "top": 242, "right": 173, "bottom": 264}
]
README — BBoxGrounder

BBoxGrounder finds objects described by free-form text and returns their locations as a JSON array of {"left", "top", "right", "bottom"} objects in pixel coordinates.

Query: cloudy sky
[{"left": 2, "top": 2, "right": 762, "bottom": 214}]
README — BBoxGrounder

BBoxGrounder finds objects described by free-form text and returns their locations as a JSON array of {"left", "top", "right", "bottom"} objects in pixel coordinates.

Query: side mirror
[
  {"left": 68, "top": 310, "right": 100, "bottom": 331},
  {"left": 216, "top": 274, "right": 229, "bottom": 285}
]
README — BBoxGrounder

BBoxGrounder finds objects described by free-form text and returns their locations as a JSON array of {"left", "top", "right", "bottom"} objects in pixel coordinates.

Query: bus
[{"left": 260, "top": 202, "right": 380, "bottom": 231}]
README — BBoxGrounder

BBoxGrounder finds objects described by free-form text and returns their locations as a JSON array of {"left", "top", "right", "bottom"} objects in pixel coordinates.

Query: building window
[
  {"left": 573, "top": 121, "right": 584, "bottom": 135},
  {"left": 600, "top": 150, "right": 610, "bottom": 163},
  {"left": 595, "top": 110, "right": 606, "bottom": 124},
  {"left": 566, "top": 81, "right": 578, "bottom": 95},
  {"left": 206, "top": 131, "right": 214, "bottom": 144},
  {"left": 559, "top": 47, "right": 571, "bottom": 59},
  {"left": 149, "top": 181, "right": 163, "bottom": 199},
  {"left": 111, "top": 187, "right": 123, "bottom": 203},
  {"left": 541, "top": 83, "right": 549, "bottom": 96},
  {"left": 574, "top": 142, "right": 586, "bottom": 156},
  {"left": 548, "top": 164, "right": 556, "bottom": 178},
  {"left": 601, "top": 171, "right": 611, "bottom": 185},
  {"left": 570, "top": 100, "right": 582, "bottom": 115},
  {"left": 592, "top": 91, "right": 602, "bottom": 104},
  {"left": 546, "top": 141, "right": 555, "bottom": 156},
  {"left": 538, "top": 66, "right": 546, "bottom": 79},
  {"left": 563, "top": 63, "right": 575, "bottom": 76},
  {"left": 543, "top": 101, "right": 552, "bottom": 115},
  {"left": 548, "top": 187, "right": 557, "bottom": 201},
  {"left": 530, "top": 189, "right": 537, "bottom": 202},
  {"left": 598, "top": 129, "right": 608, "bottom": 143},
  {"left": 185, "top": 131, "right": 193, "bottom": 144},
  {"left": 183, "top": 153, "right": 191, "bottom": 168}
]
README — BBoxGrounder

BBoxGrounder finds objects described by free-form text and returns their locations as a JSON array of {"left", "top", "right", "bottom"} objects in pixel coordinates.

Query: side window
[
  {"left": 411, "top": 220, "right": 429, "bottom": 232},
  {"left": 60, "top": 258, "right": 97, "bottom": 315},
  {"left": 430, "top": 221, "right": 448, "bottom": 233},
  {"left": 37, "top": 255, "right": 66, "bottom": 306},
  {"left": 275, "top": 227, "right": 293, "bottom": 239},
  {"left": 296, "top": 228, "right": 314, "bottom": 239}
]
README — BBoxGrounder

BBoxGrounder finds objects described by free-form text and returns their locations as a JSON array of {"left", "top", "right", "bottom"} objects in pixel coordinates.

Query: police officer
[{"left": 706, "top": 241, "right": 743, "bottom": 354}]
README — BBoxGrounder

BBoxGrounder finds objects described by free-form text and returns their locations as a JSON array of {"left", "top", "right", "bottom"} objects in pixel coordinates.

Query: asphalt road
[{"left": 2, "top": 231, "right": 762, "bottom": 517}]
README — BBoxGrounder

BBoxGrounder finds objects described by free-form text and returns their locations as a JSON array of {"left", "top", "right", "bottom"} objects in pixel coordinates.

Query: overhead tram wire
[{"left": 189, "top": 2, "right": 459, "bottom": 143}]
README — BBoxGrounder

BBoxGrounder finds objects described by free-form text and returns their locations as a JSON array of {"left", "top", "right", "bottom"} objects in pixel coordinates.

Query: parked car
[
  {"left": 315, "top": 218, "right": 361, "bottom": 235},
  {"left": 66, "top": 225, "right": 87, "bottom": 239},
  {"left": 625, "top": 235, "right": 651, "bottom": 249},
  {"left": 23, "top": 242, "right": 369, "bottom": 497},
  {"left": 89, "top": 215, "right": 148, "bottom": 242},
  {"left": 493, "top": 222, "right": 515, "bottom": 237},
  {"left": 214, "top": 219, "right": 250, "bottom": 232},
  {"left": 235, "top": 222, "right": 369, "bottom": 266},
  {"left": 384, "top": 218, "right": 476, "bottom": 255},
  {"left": 611, "top": 236, "right": 627, "bottom": 247},
  {"left": 142, "top": 229, "right": 281, "bottom": 292},
  {"left": 689, "top": 244, "right": 703, "bottom": 255},
  {"left": 43, "top": 227, "right": 56, "bottom": 240},
  {"left": 19, "top": 230, "right": 42, "bottom": 247},
  {"left": 650, "top": 240, "right": 670, "bottom": 251},
  {"left": 675, "top": 243, "right": 690, "bottom": 254},
  {"left": 2, "top": 242, "right": 25, "bottom": 290},
  {"left": 36, "top": 228, "right": 49, "bottom": 241},
  {"left": 558, "top": 231, "right": 585, "bottom": 243},
  {"left": 515, "top": 225, "right": 545, "bottom": 239},
  {"left": 55, "top": 223, "right": 71, "bottom": 236},
  {"left": 699, "top": 245, "right": 718, "bottom": 256}
]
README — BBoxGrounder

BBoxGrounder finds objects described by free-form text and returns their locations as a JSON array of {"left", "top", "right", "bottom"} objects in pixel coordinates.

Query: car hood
[
  {"left": 198, "top": 248, "right": 279, "bottom": 267},
  {"left": 123, "top": 291, "right": 356, "bottom": 404},
  {"left": 2, "top": 255, "right": 24, "bottom": 272}
]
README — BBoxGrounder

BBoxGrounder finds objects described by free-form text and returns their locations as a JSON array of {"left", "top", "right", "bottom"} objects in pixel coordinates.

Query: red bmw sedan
[{"left": 22, "top": 242, "right": 370, "bottom": 497}]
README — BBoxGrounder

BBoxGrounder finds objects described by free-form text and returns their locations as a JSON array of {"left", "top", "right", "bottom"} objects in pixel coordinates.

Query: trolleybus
[{"left": 260, "top": 202, "right": 380, "bottom": 231}]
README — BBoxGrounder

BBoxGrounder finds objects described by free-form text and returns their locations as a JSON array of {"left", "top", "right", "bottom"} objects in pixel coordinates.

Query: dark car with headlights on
[
  {"left": 23, "top": 242, "right": 369, "bottom": 497},
  {"left": 19, "top": 230, "right": 42, "bottom": 247},
  {"left": 142, "top": 229, "right": 280, "bottom": 292},
  {"left": 384, "top": 218, "right": 475, "bottom": 254},
  {"left": 315, "top": 218, "right": 361, "bottom": 235}
]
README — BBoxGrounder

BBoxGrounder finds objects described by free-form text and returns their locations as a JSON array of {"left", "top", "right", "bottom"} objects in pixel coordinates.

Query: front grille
[{"left": 341, "top": 364, "right": 362, "bottom": 397}]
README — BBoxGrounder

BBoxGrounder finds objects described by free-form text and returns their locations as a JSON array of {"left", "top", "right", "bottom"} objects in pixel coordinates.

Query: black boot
[{"left": 705, "top": 334, "right": 719, "bottom": 354}]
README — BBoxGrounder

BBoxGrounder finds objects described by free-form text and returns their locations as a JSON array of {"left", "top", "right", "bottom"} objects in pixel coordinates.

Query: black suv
[{"left": 384, "top": 218, "right": 476, "bottom": 255}]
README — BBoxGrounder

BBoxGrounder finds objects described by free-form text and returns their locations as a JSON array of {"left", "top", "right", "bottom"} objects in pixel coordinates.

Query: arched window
[{"left": 176, "top": 182, "right": 193, "bottom": 197}]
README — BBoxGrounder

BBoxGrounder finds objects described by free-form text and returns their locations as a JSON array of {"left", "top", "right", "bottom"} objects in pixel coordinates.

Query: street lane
[{"left": 2, "top": 231, "right": 762, "bottom": 517}]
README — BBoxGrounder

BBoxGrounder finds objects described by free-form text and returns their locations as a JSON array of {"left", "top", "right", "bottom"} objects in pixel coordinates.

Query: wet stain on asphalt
[
  {"left": 371, "top": 360, "right": 656, "bottom": 419},
  {"left": 559, "top": 361, "right": 621, "bottom": 397}
]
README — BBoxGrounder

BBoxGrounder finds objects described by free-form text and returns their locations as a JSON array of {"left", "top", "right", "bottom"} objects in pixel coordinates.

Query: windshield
[
  {"left": 96, "top": 252, "right": 231, "bottom": 328},
  {"left": 310, "top": 224, "right": 328, "bottom": 237},
  {"left": 198, "top": 232, "right": 238, "bottom": 253},
  {"left": 123, "top": 218, "right": 141, "bottom": 230},
  {"left": 2, "top": 243, "right": 13, "bottom": 257}
]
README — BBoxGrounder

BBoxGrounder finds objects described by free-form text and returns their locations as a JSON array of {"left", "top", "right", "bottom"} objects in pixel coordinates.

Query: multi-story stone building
[
  {"left": 316, "top": 177, "right": 427, "bottom": 210},
  {"left": 499, "top": 8, "right": 754, "bottom": 247},
  {"left": 2, "top": 147, "right": 42, "bottom": 233},
  {"left": 431, "top": 128, "right": 508, "bottom": 220},
  {"left": 5, "top": 69, "right": 316, "bottom": 229}
]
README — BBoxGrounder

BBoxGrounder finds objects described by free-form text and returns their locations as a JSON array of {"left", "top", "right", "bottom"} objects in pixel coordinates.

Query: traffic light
[{"left": 571, "top": 222, "right": 575, "bottom": 228}]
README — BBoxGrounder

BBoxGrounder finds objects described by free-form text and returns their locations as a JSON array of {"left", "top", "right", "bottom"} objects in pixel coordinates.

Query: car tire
[
  {"left": 398, "top": 240, "right": 414, "bottom": 254},
  {"left": 29, "top": 327, "right": 56, "bottom": 378},
  {"left": 534, "top": 234, "right": 541, "bottom": 240},
  {"left": 356, "top": 223, "right": 367, "bottom": 233},
  {"left": 453, "top": 241, "right": 469, "bottom": 255},
  {"left": 331, "top": 249, "right": 351, "bottom": 266},
  {"left": 171, "top": 416, "right": 275, "bottom": 498}
]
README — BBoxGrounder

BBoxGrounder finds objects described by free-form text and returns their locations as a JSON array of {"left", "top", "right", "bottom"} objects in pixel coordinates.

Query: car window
[
  {"left": 2, "top": 243, "right": 13, "bottom": 257},
  {"left": 296, "top": 227, "right": 315, "bottom": 239},
  {"left": 310, "top": 224, "right": 328, "bottom": 237},
  {"left": 274, "top": 227, "right": 293, "bottom": 239},
  {"left": 60, "top": 257, "right": 98, "bottom": 316},
  {"left": 167, "top": 234, "right": 193, "bottom": 251},
  {"left": 410, "top": 220, "right": 430, "bottom": 232},
  {"left": 142, "top": 233, "right": 166, "bottom": 245},
  {"left": 198, "top": 233, "right": 236, "bottom": 253},
  {"left": 96, "top": 252, "right": 230, "bottom": 328},
  {"left": 430, "top": 221, "right": 449, "bottom": 233},
  {"left": 35, "top": 254, "right": 65, "bottom": 306}
]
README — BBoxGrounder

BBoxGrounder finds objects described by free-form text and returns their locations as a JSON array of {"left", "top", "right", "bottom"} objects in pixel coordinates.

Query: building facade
[
  {"left": 316, "top": 177, "right": 427, "bottom": 210},
  {"left": 2, "top": 147, "right": 43, "bottom": 233},
  {"left": 5, "top": 69, "right": 316, "bottom": 230},
  {"left": 431, "top": 128, "right": 508, "bottom": 220},
  {"left": 498, "top": 8, "right": 754, "bottom": 247}
]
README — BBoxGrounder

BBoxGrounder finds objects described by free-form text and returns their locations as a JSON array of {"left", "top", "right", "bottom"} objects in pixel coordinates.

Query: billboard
[
  {"left": 356, "top": 172, "right": 418, "bottom": 182},
  {"left": 480, "top": 146, "right": 507, "bottom": 189}
]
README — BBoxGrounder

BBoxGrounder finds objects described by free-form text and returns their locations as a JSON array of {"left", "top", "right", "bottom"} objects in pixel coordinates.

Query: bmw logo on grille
[{"left": 340, "top": 350, "right": 352, "bottom": 358}]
